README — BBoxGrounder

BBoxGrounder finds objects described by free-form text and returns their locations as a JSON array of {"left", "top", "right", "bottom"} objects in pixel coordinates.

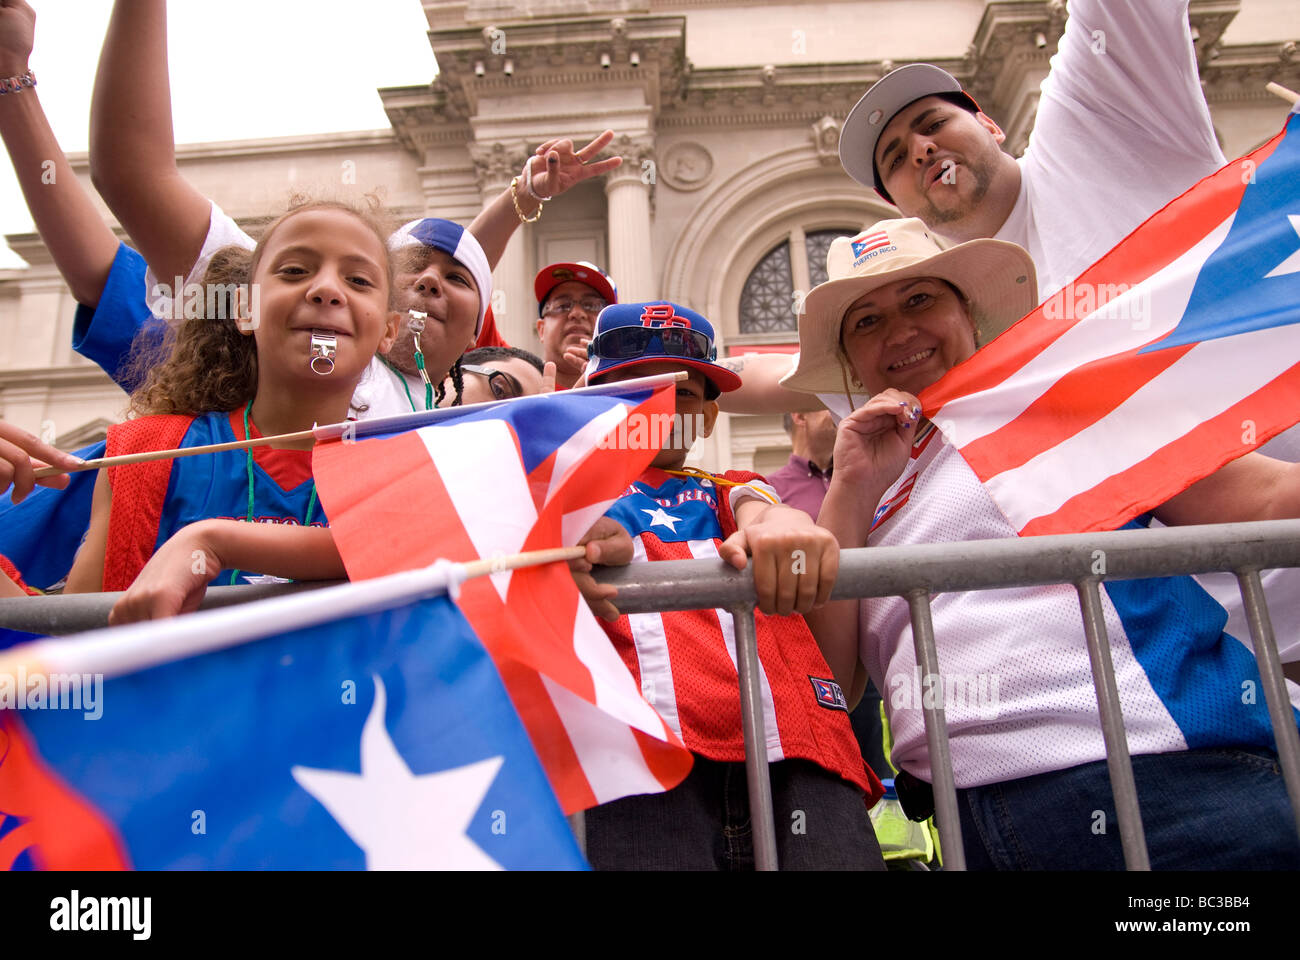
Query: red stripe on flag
[
  {"left": 922, "top": 129, "right": 1286, "bottom": 413},
  {"left": 522, "top": 390, "right": 678, "bottom": 555},
  {"left": 1018, "top": 363, "right": 1300, "bottom": 536},
  {"left": 490, "top": 654, "right": 599, "bottom": 813},
  {"left": 314, "top": 431, "right": 481, "bottom": 577},
  {"left": 631, "top": 727, "right": 696, "bottom": 791},
  {"left": 959, "top": 341, "right": 1196, "bottom": 479}
]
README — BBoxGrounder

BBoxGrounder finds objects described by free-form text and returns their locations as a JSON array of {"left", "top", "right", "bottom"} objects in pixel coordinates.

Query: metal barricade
[{"left": 2, "top": 519, "right": 1298, "bottom": 871}]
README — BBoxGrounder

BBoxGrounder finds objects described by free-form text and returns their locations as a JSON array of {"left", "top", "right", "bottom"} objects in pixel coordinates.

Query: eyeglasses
[
  {"left": 461, "top": 364, "right": 523, "bottom": 401},
  {"left": 542, "top": 296, "right": 608, "bottom": 317},
  {"left": 588, "top": 325, "right": 716, "bottom": 362}
]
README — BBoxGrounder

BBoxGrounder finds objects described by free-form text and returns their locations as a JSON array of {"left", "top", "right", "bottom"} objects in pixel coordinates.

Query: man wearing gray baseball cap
[
  {"left": 720, "top": 1, "right": 1232, "bottom": 417},
  {"left": 838, "top": 1, "right": 1225, "bottom": 303}
]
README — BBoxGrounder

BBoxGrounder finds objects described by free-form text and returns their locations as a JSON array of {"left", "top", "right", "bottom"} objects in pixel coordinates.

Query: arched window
[
  {"left": 805, "top": 229, "right": 842, "bottom": 288},
  {"left": 738, "top": 243, "right": 794, "bottom": 333},
  {"left": 738, "top": 227, "right": 856, "bottom": 334}
]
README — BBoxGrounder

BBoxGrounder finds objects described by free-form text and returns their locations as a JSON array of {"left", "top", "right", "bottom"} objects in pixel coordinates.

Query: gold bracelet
[{"left": 510, "top": 176, "right": 543, "bottom": 224}]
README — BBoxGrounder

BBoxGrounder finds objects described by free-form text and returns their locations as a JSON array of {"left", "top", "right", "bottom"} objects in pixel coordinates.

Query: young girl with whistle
[{"left": 61, "top": 200, "right": 402, "bottom": 623}]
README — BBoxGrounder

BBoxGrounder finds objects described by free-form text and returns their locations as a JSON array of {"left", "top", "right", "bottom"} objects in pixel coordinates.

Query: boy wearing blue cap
[{"left": 580, "top": 301, "right": 884, "bottom": 871}]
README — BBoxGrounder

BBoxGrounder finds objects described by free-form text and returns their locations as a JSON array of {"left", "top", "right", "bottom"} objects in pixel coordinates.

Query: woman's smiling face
[{"left": 839, "top": 276, "right": 977, "bottom": 395}]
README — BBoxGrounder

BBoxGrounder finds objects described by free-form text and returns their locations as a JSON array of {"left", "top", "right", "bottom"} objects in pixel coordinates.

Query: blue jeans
[
  {"left": 956, "top": 746, "right": 1300, "bottom": 870},
  {"left": 584, "top": 756, "right": 886, "bottom": 871}
]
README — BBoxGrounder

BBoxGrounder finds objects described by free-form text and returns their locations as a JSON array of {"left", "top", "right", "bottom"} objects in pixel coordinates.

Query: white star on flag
[
  {"left": 292, "top": 675, "right": 505, "bottom": 870},
  {"left": 1264, "top": 213, "right": 1300, "bottom": 278},
  {"left": 641, "top": 507, "right": 681, "bottom": 531}
]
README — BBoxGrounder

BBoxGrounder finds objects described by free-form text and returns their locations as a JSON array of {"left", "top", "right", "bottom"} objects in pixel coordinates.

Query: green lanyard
[
  {"left": 228, "top": 403, "right": 319, "bottom": 585},
  {"left": 379, "top": 355, "right": 437, "bottom": 412}
]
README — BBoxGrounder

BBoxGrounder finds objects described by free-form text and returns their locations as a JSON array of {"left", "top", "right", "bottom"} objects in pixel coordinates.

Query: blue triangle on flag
[{"left": 1142, "top": 111, "right": 1300, "bottom": 353}]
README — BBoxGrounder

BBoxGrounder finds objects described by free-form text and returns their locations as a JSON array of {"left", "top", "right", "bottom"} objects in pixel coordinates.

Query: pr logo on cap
[{"left": 640, "top": 304, "right": 688, "bottom": 328}]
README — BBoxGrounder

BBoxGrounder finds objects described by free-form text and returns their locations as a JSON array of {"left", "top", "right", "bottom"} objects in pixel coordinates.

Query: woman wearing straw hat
[{"left": 785, "top": 218, "right": 1300, "bottom": 870}]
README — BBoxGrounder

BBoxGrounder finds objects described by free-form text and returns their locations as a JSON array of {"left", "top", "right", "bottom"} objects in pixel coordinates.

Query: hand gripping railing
[
  {"left": 2, "top": 520, "right": 1298, "bottom": 871},
  {"left": 597, "top": 518, "right": 1300, "bottom": 871}
]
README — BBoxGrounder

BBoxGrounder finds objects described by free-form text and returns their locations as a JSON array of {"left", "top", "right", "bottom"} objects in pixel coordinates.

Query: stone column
[
  {"left": 788, "top": 225, "right": 810, "bottom": 310},
  {"left": 603, "top": 135, "right": 656, "bottom": 302},
  {"left": 469, "top": 140, "right": 534, "bottom": 348}
]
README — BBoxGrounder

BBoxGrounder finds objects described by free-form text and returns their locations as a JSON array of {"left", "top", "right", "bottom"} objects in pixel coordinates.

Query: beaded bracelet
[
  {"left": 510, "top": 176, "right": 543, "bottom": 224},
  {"left": 0, "top": 69, "right": 35, "bottom": 95}
]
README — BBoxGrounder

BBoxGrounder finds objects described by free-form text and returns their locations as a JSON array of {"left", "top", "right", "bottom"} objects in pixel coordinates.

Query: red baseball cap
[{"left": 534, "top": 261, "right": 618, "bottom": 316}]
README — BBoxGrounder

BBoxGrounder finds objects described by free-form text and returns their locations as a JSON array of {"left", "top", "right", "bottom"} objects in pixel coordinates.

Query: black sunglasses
[
  {"left": 461, "top": 363, "right": 523, "bottom": 401},
  {"left": 587, "top": 325, "right": 715, "bottom": 362}
]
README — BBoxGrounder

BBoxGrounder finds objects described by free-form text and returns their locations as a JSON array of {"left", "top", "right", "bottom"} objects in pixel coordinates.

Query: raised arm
[
  {"left": 715, "top": 353, "right": 825, "bottom": 414},
  {"left": 1153, "top": 452, "right": 1300, "bottom": 527},
  {"left": 0, "top": 0, "right": 118, "bottom": 306},
  {"left": 89, "top": 0, "right": 210, "bottom": 285},
  {"left": 468, "top": 131, "right": 621, "bottom": 269}
]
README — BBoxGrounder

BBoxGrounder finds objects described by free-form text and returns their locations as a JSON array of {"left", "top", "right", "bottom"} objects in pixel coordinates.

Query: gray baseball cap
[{"left": 839, "top": 64, "right": 981, "bottom": 203}]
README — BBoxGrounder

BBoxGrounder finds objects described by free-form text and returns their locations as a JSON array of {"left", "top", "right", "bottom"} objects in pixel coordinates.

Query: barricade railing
[{"left": 2, "top": 519, "right": 1298, "bottom": 871}]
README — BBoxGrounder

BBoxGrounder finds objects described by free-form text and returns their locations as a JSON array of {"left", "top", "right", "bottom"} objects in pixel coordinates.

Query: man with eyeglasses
[{"left": 534, "top": 261, "right": 618, "bottom": 390}]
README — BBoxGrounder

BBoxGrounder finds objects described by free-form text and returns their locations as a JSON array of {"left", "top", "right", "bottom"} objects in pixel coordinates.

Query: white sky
[{"left": 0, "top": 0, "right": 435, "bottom": 265}]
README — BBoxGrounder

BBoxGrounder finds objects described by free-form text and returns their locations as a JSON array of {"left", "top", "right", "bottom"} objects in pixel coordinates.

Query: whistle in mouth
[
  {"left": 406, "top": 310, "right": 427, "bottom": 336},
  {"left": 309, "top": 331, "right": 337, "bottom": 375}
]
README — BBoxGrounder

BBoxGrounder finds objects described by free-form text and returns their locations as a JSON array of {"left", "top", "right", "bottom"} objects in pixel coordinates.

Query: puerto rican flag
[
  {"left": 922, "top": 106, "right": 1300, "bottom": 537},
  {"left": 312, "top": 377, "right": 693, "bottom": 813},
  {"left": 851, "top": 230, "right": 892, "bottom": 259}
]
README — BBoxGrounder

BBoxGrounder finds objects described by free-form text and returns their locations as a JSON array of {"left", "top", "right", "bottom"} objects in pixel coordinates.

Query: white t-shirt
[
  {"left": 992, "top": 0, "right": 1225, "bottom": 303},
  {"left": 824, "top": 0, "right": 1298, "bottom": 650},
  {"left": 862, "top": 424, "right": 1300, "bottom": 788},
  {"left": 145, "top": 202, "right": 427, "bottom": 420}
]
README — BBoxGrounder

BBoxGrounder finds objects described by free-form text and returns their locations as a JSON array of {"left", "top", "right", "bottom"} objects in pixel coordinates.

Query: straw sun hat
[{"left": 779, "top": 218, "right": 1038, "bottom": 396}]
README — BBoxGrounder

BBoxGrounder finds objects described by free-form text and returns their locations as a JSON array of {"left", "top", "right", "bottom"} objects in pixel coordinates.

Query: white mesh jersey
[{"left": 861, "top": 425, "right": 1300, "bottom": 789}]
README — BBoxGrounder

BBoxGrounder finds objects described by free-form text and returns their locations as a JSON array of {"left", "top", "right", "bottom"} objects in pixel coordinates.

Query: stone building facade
[{"left": 2, "top": 0, "right": 1297, "bottom": 474}]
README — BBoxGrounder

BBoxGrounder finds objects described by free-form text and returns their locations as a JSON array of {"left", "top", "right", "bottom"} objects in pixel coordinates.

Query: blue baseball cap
[
  {"left": 584, "top": 301, "right": 742, "bottom": 400},
  {"left": 388, "top": 218, "right": 492, "bottom": 339}
]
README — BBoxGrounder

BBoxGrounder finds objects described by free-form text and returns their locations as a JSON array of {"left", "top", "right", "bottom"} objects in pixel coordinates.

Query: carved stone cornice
[
  {"left": 391, "top": 1, "right": 1292, "bottom": 163},
  {"left": 430, "top": 15, "right": 686, "bottom": 115},
  {"left": 663, "top": 61, "right": 893, "bottom": 129},
  {"left": 1201, "top": 41, "right": 1300, "bottom": 103}
]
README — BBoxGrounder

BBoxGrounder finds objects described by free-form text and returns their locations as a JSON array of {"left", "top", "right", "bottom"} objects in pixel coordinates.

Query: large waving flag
[
  {"left": 0, "top": 568, "right": 586, "bottom": 869},
  {"left": 923, "top": 106, "right": 1300, "bottom": 536},
  {"left": 312, "top": 378, "right": 694, "bottom": 814}
]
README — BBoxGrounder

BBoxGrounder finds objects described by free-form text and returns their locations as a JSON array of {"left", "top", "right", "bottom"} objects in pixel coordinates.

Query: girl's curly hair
[{"left": 124, "top": 196, "right": 396, "bottom": 418}]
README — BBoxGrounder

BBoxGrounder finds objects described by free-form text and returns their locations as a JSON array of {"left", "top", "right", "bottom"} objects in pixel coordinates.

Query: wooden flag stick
[
  {"left": 32, "top": 429, "right": 318, "bottom": 479},
  {"left": 462, "top": 545, "right": 586, "bottom": 578},
  {"left": 1267, "top": 82, "right": 1299, "bottom": 106},
  {"left": 30, "top": 370, "right": 689, "bottom": 480},
  {"left": 0, "top": 545, "right": 592, "bottom": 680}
]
